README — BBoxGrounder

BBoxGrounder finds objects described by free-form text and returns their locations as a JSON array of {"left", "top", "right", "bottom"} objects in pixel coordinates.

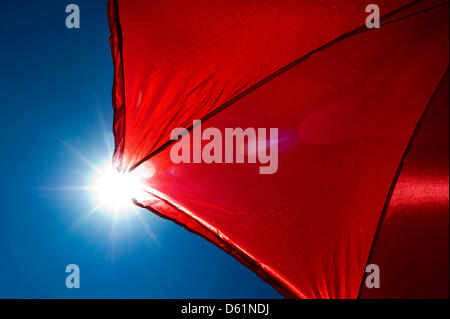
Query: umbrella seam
[
  {"left": 128, "top": 0, "right": 435, "bottom": 172},
  {"left": 357, "top": 68, "right": 450, "bottom": 298}
]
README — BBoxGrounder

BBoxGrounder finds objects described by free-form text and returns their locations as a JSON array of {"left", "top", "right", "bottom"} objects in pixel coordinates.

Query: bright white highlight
[
  {"left": 55, "top": 121, "right": 159, "bottom": 242},
  {"left": 91, "top": 163, "right": 151, "bottom": 215}
]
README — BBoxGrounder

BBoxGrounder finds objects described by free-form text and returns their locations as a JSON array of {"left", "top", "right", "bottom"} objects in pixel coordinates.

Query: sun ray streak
[
  {"left": 59, "top": 139, "right": 102, "bottom": 173},
  {"left": 49, "top": 136, "right": 160, "bottom": 247}
]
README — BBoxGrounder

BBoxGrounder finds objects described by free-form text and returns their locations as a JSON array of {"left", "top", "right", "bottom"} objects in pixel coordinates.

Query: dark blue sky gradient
[{"left": 0, "top": 0, "right": 281, "bottom": 298}]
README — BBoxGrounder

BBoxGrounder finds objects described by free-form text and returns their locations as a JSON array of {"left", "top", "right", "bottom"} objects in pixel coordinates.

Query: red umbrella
[{"left": 107, "top": 0, "right": 449, "bottom": 298}]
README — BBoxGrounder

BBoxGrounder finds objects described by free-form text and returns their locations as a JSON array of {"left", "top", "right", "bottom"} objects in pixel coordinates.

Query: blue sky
[{"left": 0, "top": 0, "right": 281, "bottom": 298}]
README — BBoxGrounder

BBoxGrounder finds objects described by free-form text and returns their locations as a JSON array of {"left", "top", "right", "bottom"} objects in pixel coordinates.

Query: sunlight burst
[{"left": 91, "top": 163, "right": 147, "bottom": 215}]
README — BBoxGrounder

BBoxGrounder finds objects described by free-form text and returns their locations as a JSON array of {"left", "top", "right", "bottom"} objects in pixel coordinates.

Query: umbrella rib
[
  {"left": 357, "top": 68, "right": 450, "bottom": 298},
  {"left": 128, "top": 0, "right": 444, "bottom": 172}
]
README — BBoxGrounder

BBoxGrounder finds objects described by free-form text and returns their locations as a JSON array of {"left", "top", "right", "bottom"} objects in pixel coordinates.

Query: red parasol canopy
[{"left": 108, "top": 0, "right": 449, "bottom": 298}]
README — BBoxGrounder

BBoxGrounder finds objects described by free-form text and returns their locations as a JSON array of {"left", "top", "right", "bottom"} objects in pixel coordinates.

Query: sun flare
[{"left": 91, "top": 163, "right": 146, "bottom": 214}]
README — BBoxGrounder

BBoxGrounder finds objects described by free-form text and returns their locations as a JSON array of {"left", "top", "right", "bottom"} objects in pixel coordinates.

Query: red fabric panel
[
  {"left": 107, "top": 0, "right": 126, "bottom": 167},
  {"left": 108, "top": 0, "right": 449, "bottom": 297},
  {"left": 360, "top": 73, "right": 449, "bottom": 299},
  {"left": 119, "top": 5, "right": 449, "bottom": 298},
  {"left": 112, "top": 0, "right": 412, "bottom": 170}
]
